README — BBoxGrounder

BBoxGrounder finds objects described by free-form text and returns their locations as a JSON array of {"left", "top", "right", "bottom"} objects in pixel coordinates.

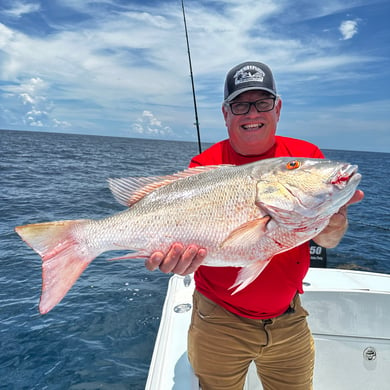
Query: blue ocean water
[{"left": 0, "top": 129, "right": 389, "bottom": 389}]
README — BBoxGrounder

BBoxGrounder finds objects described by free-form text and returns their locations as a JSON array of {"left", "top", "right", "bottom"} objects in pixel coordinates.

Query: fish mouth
[
  {"left": 330, "top": 164, "right": 361, "bottom": 188},
  {"left": 242, "top": 123, "right": 264, "bottom": 131}
]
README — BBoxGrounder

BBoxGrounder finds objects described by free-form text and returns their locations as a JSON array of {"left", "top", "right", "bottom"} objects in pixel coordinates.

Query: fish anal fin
[
  {"left": 229, "top": 259, "right": 271, "bottom": 294},
  {"left": 221, "top": 216, "right": 271, "bottom": 248},
  {"left": 108, "top": 165, "right": 232, "bottom": 207}
]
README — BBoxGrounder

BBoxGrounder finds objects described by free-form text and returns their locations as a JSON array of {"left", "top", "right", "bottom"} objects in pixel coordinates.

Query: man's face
[{"left": 222, "top": 90, "right": 282, "bottom": 156}]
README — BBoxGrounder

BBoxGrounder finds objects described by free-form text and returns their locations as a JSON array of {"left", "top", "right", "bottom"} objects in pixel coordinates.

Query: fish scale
[{"left": 15, "top": 157, "right": 361, "bottom": 314}]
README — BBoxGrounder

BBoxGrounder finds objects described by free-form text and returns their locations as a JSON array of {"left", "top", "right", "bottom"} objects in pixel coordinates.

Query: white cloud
[
  {"left": 3, "top": 1, "right": 40, "bottom": 18},
  {"left": 3, "top": 77, "right": 72, "bottom": 130},
  {"left": 19, "top": 92, "right": 35, "bottom": 105},
  {"left": 25, "top": 109, "right": 46, "bottom": 127},
  {"left": 131, "top": 110, "right": 173, "bottom": 137},
  {"left": 53, "top": 118, "right": 71, "bottom": 128},
  {"left": 0, "top": 0, "right": 387, "bottom": 151},
  {"left": 339, "top": 20, "right": 359, "bottom": 40}
]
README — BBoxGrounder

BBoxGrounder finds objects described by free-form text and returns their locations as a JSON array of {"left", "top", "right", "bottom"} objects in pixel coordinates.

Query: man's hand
[
  {"left": 313, "top": 190, "right": 364, "bottom": 248},
  {"left": 145, "top": 243, "right": 207, "bottom": 276}
]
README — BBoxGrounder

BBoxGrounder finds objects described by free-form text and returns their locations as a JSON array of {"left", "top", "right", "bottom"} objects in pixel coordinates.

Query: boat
[{"left": 146, "top": 267, "right": 390, "bottom": 389}]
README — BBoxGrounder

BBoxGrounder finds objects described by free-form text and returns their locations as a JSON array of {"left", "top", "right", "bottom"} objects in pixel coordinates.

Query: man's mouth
[{"left": 242, "top": 123, "right": 264, "bottom": 130}]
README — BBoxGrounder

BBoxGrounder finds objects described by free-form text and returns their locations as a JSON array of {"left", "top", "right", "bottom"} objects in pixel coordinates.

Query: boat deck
[{"left": 146, "top": 268, "right": 390, "bottom": 389}]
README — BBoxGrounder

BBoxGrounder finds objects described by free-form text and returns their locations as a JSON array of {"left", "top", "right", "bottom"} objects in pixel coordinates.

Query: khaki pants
[{"left": 188, "top": 290, "right": 314, "bottom": 390}]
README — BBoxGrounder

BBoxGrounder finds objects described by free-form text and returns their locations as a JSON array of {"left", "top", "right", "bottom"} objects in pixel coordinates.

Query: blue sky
[{"left": 0, "top": 0, "right": 389, "bottom": 152}]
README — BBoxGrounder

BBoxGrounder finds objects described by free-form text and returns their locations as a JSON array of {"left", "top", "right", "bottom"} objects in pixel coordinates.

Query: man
[{"left": 146, "top": 61, "right": 364, "bottom": 390}]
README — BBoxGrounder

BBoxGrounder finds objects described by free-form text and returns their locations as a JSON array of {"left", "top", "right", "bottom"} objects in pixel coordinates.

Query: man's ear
[{"left": 222, "top": 104, "right": 229, "bottom": 126}]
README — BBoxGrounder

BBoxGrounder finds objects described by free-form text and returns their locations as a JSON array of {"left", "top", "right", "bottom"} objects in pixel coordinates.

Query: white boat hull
[{"left": 146, "top": 268, "right": 390, "bottom": 389}]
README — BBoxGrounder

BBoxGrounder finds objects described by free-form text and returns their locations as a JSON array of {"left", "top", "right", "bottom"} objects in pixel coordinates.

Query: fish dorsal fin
[{"left": 108, "top": 165, "right": 228, "bottom": 207}]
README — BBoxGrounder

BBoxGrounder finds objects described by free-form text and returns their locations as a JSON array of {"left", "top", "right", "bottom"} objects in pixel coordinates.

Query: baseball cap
[{"left": 224, "top": 61, "right": 277, "bottom": 101}]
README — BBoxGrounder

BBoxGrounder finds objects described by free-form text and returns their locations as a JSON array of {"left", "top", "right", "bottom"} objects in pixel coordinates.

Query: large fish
[{"left": 15, "top": 157, "right": 361, "bottom": 314}]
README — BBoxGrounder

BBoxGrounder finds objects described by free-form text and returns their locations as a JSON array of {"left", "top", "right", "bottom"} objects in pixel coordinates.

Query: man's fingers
[
  {"left": 170, "top": 245, "right": 197, "bottom": 275},
  {"left": 145, "top": 244, "right": 207, "bottom": 275},
  {"left": 179, "top": 248, "right": 207, "bottom": 275},
  {"left": 145, "top": 252, "right": 164, "bottom": 271},
  {"left": 145, "top": 244, "right": 183, "bottom": 272},
  {"left": 158, "top": 243, "right": 185, "bottom": 274},
  {"left": 175, "top": 246, "right": 207, "bottom": 275},
  {"left": 345, "top": 190, "right": 364, "bottom": 206}
]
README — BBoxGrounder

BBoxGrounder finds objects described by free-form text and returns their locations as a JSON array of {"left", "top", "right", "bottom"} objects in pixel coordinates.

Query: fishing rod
[{"left": 181, "top": 0, "right": 202, "bottom": 154}]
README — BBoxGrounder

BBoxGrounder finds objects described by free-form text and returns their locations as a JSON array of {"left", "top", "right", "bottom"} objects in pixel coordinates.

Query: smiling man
[
  {"left": 222, "top": 62, "right": 281, "bottom": 156},
  {"left": 146, "top": 61, "right": 364, "bottom": 390}
]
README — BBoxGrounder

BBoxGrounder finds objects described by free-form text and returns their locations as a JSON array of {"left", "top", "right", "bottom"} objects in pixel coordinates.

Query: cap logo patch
[{"left": 233, "top": 65, "right": 265, "bottom": 85}]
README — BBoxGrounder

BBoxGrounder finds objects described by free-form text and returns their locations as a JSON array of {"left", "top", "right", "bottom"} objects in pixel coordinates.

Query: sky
[{"left": 0, "top": 0, "right": 389, "bottom": 152}]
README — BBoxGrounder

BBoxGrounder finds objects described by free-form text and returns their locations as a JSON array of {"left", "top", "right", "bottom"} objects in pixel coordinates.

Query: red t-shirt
[{"left": 189, "top": 136, "right": 325, "bottom": 319}]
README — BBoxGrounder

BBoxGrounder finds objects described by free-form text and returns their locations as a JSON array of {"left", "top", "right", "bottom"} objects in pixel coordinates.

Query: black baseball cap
[{"left": 224, "top": 61, "right": 277, "bottom": 101}]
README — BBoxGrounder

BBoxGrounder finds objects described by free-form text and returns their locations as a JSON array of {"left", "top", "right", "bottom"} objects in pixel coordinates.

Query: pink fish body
[{"left": 15, "top": 157, "right": 361, "bottom": 314}]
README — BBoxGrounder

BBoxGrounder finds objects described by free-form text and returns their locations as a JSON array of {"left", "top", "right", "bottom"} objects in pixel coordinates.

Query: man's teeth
[{"left": 242, "top": 124, "right": 264, "bottom": 130}]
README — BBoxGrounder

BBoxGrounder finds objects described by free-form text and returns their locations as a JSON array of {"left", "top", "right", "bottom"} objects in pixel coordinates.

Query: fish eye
[{"left": 286, "top": 160, "right": 301, "bottom": 170}]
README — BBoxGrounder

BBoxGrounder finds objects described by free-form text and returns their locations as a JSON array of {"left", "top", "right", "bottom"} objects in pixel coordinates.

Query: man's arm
[{"left": 313, "top": 190, "right": 364, "bottom": 248}]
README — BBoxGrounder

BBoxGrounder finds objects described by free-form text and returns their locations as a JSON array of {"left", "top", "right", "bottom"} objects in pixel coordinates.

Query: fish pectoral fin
[
  {"left": 229, "top": 259, "right": 271, "bottom": 294},
  {"left": 221, "top": 216, "right": 271, "bottom": 248}
]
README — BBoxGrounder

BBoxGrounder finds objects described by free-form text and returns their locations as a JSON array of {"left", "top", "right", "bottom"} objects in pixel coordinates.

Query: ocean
[{"left": 1, "top": 129, "right": 389, "bottom": 389}]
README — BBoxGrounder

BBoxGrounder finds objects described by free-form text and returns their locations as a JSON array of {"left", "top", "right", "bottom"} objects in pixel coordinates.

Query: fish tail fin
[{"left": 15, "top": 220, "right": 101, "bottom": 314}]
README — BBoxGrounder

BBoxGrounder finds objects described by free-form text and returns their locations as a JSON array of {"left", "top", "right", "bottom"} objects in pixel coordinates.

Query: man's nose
[{"left": 247, "top": 102, "right": 259, "bottom": 114}]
